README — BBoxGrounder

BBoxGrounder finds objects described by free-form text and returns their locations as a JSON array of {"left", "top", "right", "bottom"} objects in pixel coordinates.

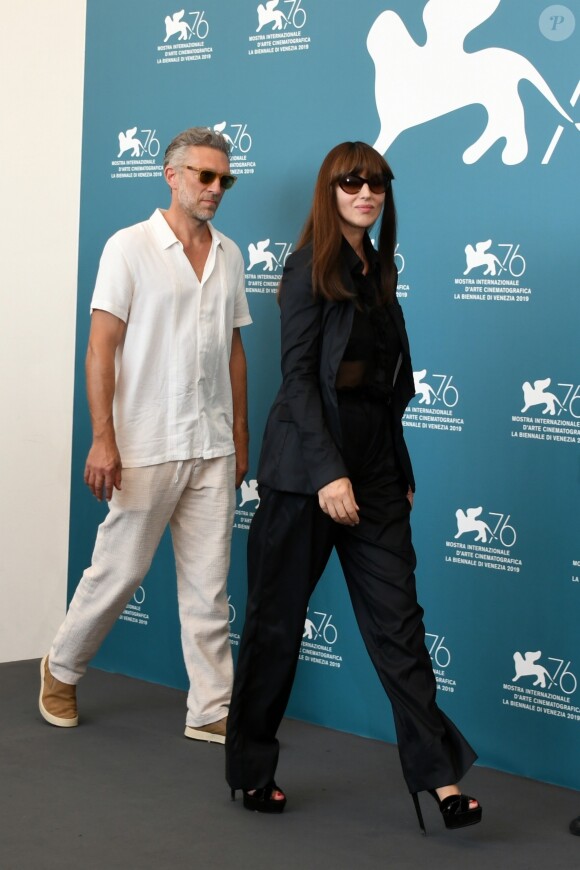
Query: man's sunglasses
[
  {"left": 184, "top": 165, "right": 237, "bottom": 190},
  {"left": 337, "top": 173, "right": 392, "bottom": 195}
]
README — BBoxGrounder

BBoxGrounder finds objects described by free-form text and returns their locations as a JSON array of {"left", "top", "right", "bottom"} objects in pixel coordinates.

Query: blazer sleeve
[{"left": 277, "top": 252, "right": 348, "bottom": 491}]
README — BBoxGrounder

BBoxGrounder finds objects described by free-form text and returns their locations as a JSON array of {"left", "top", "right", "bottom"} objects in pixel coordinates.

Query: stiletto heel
[
  {"left": 241, "top": 782, "right": 286, "bottom": 814},
  {"left": 230, "top": 788, "right": 236, "bottom": 801},
  {"left": 411, "top": 792, "right": 426, "bottom": 835},
  {"left": 428, "top": 789, "right": 482, "bottom": 829}
]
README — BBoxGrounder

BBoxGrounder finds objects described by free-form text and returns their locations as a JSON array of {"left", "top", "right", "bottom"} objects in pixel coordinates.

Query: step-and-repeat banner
[{"left": 70, "top": 0, "right": 579, "bottom": 789}]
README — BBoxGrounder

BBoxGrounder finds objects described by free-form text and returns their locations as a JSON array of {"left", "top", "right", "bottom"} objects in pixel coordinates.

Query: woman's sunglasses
[
  {"left": 337, "top": 173, "right": 391, "bottom": 195},
  {"left": 184, "top": 165, "right": 237, "bottom": 190}
]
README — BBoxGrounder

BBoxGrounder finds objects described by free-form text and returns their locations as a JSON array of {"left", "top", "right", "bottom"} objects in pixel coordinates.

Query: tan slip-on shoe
[
  {"left": 184, "top": 716, "right": 227, "bottom": 744},
  {"left": 39, "top": 655, "right": 78, "bottom": 727}
]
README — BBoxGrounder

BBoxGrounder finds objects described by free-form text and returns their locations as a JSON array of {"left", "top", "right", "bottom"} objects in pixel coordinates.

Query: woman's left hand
[{"left": 406, "top": 487, "right": 414, "bottom": 509}]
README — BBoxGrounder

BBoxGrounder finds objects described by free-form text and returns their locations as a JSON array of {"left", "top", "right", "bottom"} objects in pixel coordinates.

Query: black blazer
[{"left": 257, "top": 242, "right": 416, "bottom": 495}]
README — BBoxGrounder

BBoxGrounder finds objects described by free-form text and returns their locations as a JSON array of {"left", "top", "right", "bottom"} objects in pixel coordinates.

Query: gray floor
[{"left": 2, "top": 659, "right": 579, "bottom": 870}]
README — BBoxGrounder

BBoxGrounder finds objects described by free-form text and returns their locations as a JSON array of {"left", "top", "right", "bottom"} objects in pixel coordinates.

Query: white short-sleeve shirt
[{"left": 90, "top": 208, "right": 252, "bottom": 468}]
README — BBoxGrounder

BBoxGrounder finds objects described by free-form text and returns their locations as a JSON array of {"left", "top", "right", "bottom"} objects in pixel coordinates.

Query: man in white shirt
[{"left": 39, "top": 127, "right": 252, "bottom": 743}]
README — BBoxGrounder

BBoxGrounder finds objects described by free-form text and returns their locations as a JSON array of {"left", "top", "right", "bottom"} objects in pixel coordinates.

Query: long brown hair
[{"left": 296, "top": 141, "right": 397, "bottom": 303}]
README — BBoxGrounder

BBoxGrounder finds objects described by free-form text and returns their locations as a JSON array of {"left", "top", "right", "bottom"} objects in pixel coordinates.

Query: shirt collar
[
  {"left": 341, "top": 232, "right": 380, "bottom": 275},
  {"left": 150, "top": 208, "right": 223, "bottom": 251}
]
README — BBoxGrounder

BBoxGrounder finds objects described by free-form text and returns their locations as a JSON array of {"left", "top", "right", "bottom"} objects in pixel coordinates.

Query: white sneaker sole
[
  {"left": 184, "top": 725, "right": 225, "bottom": 744},
  {"left": 38, "top": 655, "right": 78, "bottom": 727}
]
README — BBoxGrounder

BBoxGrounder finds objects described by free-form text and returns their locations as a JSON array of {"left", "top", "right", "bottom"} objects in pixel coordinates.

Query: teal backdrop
[{"left": 70, "top": 0, "right": 580, "bottom": 789}]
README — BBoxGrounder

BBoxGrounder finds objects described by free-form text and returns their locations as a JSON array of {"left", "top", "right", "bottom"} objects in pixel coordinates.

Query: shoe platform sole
[{"left": 184, "top": 725, "right": 225, "bottom": 744}]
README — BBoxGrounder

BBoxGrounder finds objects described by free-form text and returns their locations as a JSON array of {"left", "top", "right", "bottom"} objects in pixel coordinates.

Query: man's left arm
[{"left": 229, "top": 327, "right": 249, "bottom": 488}]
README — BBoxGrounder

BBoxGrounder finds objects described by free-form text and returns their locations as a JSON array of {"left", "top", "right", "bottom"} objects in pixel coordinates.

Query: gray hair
[{"left": 163, "top": 126, "right": 231, "bottom": 169}]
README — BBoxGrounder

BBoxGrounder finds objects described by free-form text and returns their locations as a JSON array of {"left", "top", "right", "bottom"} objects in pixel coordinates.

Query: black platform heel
[
  {"left": 230, "top": 783, "right": 287, "bottom": 814},
  {"left": 411, "top": 790, "right": 482, "bottom": 834},
  {"left": 411, "top": 793, "right": 427, "bottom": 835}
]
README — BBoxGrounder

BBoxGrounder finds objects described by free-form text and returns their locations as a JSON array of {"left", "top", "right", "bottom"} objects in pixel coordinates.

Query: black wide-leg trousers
[{"left": 226, "top": 397, "right": 477, "bottom": 794}]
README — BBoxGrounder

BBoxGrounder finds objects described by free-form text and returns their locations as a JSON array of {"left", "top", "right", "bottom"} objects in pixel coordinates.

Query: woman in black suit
[{"left": 226, "top": 141, "right": 481, "bottom": 833}]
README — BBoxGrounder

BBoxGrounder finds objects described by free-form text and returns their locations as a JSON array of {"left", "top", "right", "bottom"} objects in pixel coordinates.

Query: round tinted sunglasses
[
  {"left": 337, "top": 173, "right": 391, "bottom": 195},
  {"left": 184, "top": 165, "right": 237, "bottom": 190}
]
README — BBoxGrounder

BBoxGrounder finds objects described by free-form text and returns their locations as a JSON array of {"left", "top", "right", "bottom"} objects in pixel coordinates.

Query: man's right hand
[
  {"left": 84, "top": 309, "right": 126, "bottom": 502},
  {"left": 84, "top": 439, "right": 122, "bottom": 502},
  {"left": 318, "top": 477, "right": 359, "bottom": 526}
]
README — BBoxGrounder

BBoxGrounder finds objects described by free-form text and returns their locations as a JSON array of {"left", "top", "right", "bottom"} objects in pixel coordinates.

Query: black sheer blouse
[{"left": 335, "top": 237, "right": 401, "bottom": 399}]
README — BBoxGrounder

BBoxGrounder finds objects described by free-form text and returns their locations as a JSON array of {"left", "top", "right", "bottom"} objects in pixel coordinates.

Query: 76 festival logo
[
  {"left": 163, "top": 10, "right": 209, "bottom": 41},
  {"left": 116, "top": 127, "right": 160, "bottom": 159},
  {"left": 256, "top": 0, "right": 307, "bottom": 32},
  {"left": 413, "top": 370, "right": 459, "bottom": 407},
  {"left": 464, "top": 240, "right": 526, "bottom": 277},
  {"left": 213, "top": 121, "right": 252, "bottom": 154},
  {"left": 303, "top": 610, "right": 337, "bottom": 644},
  {"left": 512, "top": 650, "right": 576, "bottom": 695},
  {"left": 521, "top": 377, "right": 580, "bottom": 418},
  {"left": 247, "top": 239, "right": 292, "bottom": 272},
  {"left": 455, "top": 507, "right": 516, "bottom": 547}
]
